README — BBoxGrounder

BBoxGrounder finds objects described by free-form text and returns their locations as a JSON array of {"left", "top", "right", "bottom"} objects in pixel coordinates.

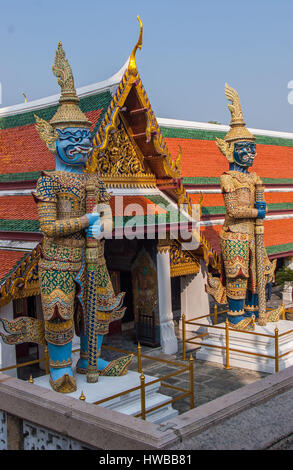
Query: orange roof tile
[
  {"left": 164, "top": 137, "right": 293, "bottom": 180},
  {"left": 0, "top": 250, "right": 28, "bottom": 284},
  {"left": 0, "top": 195, "right": 38, "bottom": 220}
]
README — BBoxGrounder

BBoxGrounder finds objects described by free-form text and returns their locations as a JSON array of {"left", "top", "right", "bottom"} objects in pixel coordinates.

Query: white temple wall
[{"left": 179, "top": 259, "right": 211, "bottom": 335}]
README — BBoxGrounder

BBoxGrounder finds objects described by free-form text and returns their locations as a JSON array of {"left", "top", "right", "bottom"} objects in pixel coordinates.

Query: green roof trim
[
  {"left": 0, "top": 220, "right": 40, "bottom": 232},
  {"left": 266, "top": 243, "right": 293, "bottom": 255},
  {"left": 182, "top": 176, "right": 293, "bottom": 186},
  {"left": 0, "top": 171, "right": 42, "bottom": 183},
  {"left": 161, "top": 126, "right": 293, "bottom": 148},
  {"left": 202, "top": 203, "right": 293, "bottom": 216},
  {"left": 182, "top": 177, "right": 220, "bottom": 185},
  {"left": 0, "top": 90, "right": 112, "bottom": 131},
  {"left": 262, "top": 178, "right": 293, "bottom": 184}
]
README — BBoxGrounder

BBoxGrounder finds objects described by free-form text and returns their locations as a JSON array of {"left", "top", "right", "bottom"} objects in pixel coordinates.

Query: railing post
[
  {"left": 214, "top": 304, "right": 218, "bottom": 325},
  {"left": 282, "top": 301, "right": 285, "bottom": 321},
  {"left": 140, "top": 372, "right": 146, "bottom": 420},
  {"left": 189, "top": 354, "right": 194, "bottom": 409},
  {"left": 182, "top": 313, "right": 186, "bottom": 361},
  {"left": 275, "top": 327, "right": 279, "bottom": 373},
  {"left": 225, "top": 318, "right": 232, "bottom": 370},
  {"left": 45, "top": 345, "right": 50, "bottom": 375},
  {"left": 137, "top": 342, "right": 142, "bottom": 373}
]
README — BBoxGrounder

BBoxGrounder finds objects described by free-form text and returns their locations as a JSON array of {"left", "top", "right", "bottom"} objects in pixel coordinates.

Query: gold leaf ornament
[
  {"left": 216, "top": 137, "right": 234, "bottom": 162},
  {"left": 34, "top": 114, "right": 58, "bottom": 153},
  {"left": 225, "top": 83, "right": 244, "bottom": 123},
  {"left": 52, "top": 41, "right": 75, "bottom": 96}
]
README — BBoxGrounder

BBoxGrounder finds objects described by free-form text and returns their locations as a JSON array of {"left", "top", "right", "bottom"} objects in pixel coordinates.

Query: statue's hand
[
  {"left": 85, "top": 213, "right": 100, "bottom": 226},
  {"left": 255, "top": 201, "right": 266, "bottom": 219},
  {"left": 85, "top": 221, "right": 104, "bottom": 239},
  {"left": 257, "top": 209, "right": 266, "bottom": 219}
]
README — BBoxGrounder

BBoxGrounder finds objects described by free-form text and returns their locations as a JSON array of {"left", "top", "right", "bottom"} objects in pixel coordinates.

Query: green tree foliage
[{"left": 275, "top": 267, "right": 293, "bottom": 287}]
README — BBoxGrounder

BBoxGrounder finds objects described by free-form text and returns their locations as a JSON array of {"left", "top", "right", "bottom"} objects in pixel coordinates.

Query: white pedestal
[
  {"left": 33, "top": 370, "right": 178, "bottom": 424},
  {"left": 196, "top": 320, "right": 293, "bottom": 373}
]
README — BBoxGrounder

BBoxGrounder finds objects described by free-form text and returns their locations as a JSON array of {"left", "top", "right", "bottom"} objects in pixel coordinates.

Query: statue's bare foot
[
  {"left": 49, "top": 373, "right": 77, "bottom": 393},
  {"left": 229, "top": 316, "right": 255, "bottom": 331},
  {"left": 257, "top": 306, "right": 282, "bottom": 325},
  {"left": 76, "top": 354, "right": 134, "bottom": 376}
]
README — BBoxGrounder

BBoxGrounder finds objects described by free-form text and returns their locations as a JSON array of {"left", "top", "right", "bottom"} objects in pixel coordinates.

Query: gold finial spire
[
  {"left": 128, "top": 16, "right": 143, "bottom": 76},
  {"left": 22, "top": 92, "right": 27, "bottom": 103},
  {"left": 216, "top": 83, "right": 255, "bottom": 162},
  {"left": 52, "top": 41, "right": 76, "bottom": 100},
  {"left": 49, "top": 41, "right": 91, "bottom": 129},
  {"left": 225, "top": 83, "right": 244, "bottom": 125},
  {"left": 223, "top": 83, "right": 255, "bottom": 144}
]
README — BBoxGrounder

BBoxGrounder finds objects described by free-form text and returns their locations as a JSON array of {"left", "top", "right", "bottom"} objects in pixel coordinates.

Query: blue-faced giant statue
[{"left": 206, "top": 84, "right": 281, "bottom": 330}]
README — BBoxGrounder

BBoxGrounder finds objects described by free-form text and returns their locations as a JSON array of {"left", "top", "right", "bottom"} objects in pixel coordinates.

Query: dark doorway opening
[{"left": 120, "top": 271, "right": 134, "bottom": 326}]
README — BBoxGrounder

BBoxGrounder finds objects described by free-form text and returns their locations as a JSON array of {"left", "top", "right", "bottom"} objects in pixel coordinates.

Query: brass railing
[
  {"left": 0, "top": 343, "right": 194, "bottom": 420},
  {"left": 92, "top": 343, "right": 194, "bottom": 420},
  {"left": 0, "top": 346, "right": 50, "bottom": 376},
  {"left": 182, "top": 302, "right": 293, "bottom": 373}
]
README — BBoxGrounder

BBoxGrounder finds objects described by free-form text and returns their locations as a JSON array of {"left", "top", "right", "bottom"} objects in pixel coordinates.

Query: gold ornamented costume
[
  {"left": 207, "top": 84, "right": 279, "bottom": 329},
  {"left": 0, "top": 42, "right": 133, "bottom": 393},
  {"left": 32, "top": 171, "right": 126, "bottom": 346}
]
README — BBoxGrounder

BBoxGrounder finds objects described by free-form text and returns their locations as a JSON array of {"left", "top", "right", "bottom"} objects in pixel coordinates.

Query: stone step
[{"left": 33, "top": 369, "right": 179, "bottom": 423}]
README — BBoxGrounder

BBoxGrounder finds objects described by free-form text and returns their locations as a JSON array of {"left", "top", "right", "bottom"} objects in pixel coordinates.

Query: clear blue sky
[{"left": 1, "top": 0, "right": 293, "bottom": 132}]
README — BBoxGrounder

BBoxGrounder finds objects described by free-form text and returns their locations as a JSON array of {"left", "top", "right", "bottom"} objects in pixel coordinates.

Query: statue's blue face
[
  {"left": 233, "top": 141, "right": 256, "bottom": 168},
  {"left": 56, "top": 127, "right": 92, "bottom": 166}
]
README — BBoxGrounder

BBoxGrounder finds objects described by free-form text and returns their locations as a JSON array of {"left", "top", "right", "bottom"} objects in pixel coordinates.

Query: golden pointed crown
[
  {"left": 49, "top": 41, "right": 91, "bottom": 129},
  {"left": 224, "top": 83, "right": 255, "bottom": 143},
  {"left": 216, "top": 84, "right": 255, "bottom": 162}
]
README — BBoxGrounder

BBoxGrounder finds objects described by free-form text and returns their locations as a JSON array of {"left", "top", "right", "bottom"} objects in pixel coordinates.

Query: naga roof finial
[{"left": 128, "top": 16, "right": 143, "bottom": 76}]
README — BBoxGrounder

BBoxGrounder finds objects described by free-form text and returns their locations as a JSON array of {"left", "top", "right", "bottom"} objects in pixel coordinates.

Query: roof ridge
[
  {"left": 157, "top": 117, "right": 293, "bottom": 141},
  {"left": 0, "top": 58, "right": 130, "bottom": 119}
]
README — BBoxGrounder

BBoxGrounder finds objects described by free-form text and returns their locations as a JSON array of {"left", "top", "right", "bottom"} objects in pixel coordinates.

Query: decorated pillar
[
  {"left": 0, "top": 302, "right": 17, "bottom": 377},
  {"left": 157, "top": 242, "right": 178, "bottom": 355}
]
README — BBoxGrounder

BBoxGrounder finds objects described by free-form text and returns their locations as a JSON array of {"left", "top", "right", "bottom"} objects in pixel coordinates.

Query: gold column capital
[{"left": 157, "top": 239, "right": 171, "bottom": 253}]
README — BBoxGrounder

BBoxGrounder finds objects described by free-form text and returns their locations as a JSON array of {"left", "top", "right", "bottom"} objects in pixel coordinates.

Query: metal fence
[
  {"left": 0, "top": 343, "right": 194, "bottom": 421},
  {"left": 182, "top": 302, "right": 293, "bottom": 373}
]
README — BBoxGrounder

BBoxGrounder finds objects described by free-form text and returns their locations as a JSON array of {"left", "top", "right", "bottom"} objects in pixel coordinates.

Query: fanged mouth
[{"left": 67, "top": 146, "right": 92, "bottom": 156}]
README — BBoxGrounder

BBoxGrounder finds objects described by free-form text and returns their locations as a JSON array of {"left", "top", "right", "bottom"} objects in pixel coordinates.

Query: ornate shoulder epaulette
[
  {"left": 220, "top": 173, "right": 235, "bottom": 193},
  {"left": 32, "top": 172, "right": 59, "bottom": 203}
]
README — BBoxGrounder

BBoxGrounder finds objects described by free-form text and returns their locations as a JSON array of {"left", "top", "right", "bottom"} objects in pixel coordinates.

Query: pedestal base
[
  {"left": 196, "top": 320, "right": 293, "bottom": 373},
  {"left": 33, "top": 370, "right": 178, "bottom": 424}
]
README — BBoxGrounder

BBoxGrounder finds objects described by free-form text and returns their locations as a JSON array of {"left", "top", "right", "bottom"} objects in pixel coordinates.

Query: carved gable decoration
[{"left": 96, "top": 126, "right": 156, "bottom": 188}]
